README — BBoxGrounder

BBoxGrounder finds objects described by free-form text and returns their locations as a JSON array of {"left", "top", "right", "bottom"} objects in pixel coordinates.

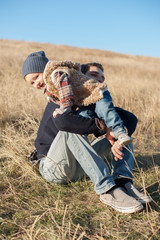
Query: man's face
[
  {"left": 85, "top": 66, "right": 105, "bottom": 83},
  {"left": 25, "top": 72, "right": 45, "bottom": 89}
]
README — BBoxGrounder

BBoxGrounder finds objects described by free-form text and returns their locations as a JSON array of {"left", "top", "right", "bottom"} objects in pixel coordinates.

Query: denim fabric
[
  {"left": 78, "top": 90, "right": 126, "bottom": 138},
  {"left": 77, "top": 104, "right": 97, "bottom": 119},
  {"left": 39, "top": 131, "right": 134, "bottom": 195},
  {"left": 111, "top": 143, "right": 134, "bottom": 180},
  {"left": 90, "top": 137, "right": 134, "bottom": 180}
]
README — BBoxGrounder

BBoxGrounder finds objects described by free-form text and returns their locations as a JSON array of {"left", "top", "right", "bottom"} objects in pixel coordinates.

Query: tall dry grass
[{"left": 0, "top": 39, "right": 160, "bottom": 239}]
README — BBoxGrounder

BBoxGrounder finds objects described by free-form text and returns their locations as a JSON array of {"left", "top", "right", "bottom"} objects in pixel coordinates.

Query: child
[
  {"left": 43, "top": 59, "right": 132, "bottom": 146},
  {"left": 22, "top": 51, "right": 132, "bottom": 146}
]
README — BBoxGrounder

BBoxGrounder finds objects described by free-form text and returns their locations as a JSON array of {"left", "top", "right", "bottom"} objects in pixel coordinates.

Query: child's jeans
[{"left": 77, "top": 90, "right": 126, "bottom": 138}]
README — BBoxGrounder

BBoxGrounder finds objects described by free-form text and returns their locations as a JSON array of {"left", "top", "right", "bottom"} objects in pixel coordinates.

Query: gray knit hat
[{"left": 22, "top": 51, "right": 49, "bottom": 79}]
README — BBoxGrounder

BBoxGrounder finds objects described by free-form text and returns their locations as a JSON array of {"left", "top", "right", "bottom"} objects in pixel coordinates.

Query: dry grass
[{"left": 0, "top": 39, "right": 160, "bottom": 239}]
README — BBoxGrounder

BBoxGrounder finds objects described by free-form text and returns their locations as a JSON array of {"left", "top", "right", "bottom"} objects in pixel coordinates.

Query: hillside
[
  {"left": 0, "top": 39, "right": 160, "bottom": 239},
  {"left": 0, "top": 39, "right": 160, "bottom": 150}
]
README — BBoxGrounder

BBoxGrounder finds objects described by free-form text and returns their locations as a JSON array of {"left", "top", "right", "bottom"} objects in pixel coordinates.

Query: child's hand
[
  {"left": 47, "top": 96, "right": 51, "bottom": 102},
  {"left": 53, "top": 107, "right": 71, "bottom": 118},
  {"left": 53, "top": 108, "right": 60, "bottom": 118}
]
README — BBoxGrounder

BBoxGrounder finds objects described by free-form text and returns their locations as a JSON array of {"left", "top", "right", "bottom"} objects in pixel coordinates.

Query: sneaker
[
  {"left": 100, "top": 187, "right": 143, "bottom": 213},
  {"left": 118, "top": 133, "right": 132, "bottom": 146},
  {"left": 124, "top": 182, "right": 151, "bottom": 204}
]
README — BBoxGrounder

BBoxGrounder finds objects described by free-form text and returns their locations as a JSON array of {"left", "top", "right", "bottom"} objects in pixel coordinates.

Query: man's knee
[
  {"left": 91, "top": 136, "right": 111, "bottom": 157},
  {"left": 39, "top": 157, "right": 70, "bottom": 184}
]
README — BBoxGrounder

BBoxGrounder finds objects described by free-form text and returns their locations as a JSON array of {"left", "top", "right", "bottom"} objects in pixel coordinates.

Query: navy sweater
[{"left": 35, "top": 102, "right": 138, "bottom": 159}]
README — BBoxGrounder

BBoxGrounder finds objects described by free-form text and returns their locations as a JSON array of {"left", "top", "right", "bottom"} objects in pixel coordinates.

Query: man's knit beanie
[{"left": 22, "top": 51, "right": 49, "bottom": 79}]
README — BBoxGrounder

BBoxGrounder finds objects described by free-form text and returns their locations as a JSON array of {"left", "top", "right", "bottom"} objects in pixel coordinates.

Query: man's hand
[
  {"left": 105, "top": 131, "right": 124, "bottom": 161},
  {"left": 94, "top": 118, "right": 124, "bottom": 161},
  {"left": 105, "top": 130, "right": 115, "bottom": 146},
  {"left": 111, "top": 140, "right": 124, "bottom": 161}
]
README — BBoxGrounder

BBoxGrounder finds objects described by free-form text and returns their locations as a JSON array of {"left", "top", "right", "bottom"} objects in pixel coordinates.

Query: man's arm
[
  {"left": 115, "top": 107, "right": 138, "bottom": 136},
  {"left": 54, "top": 106, "right": 138, "bottom": 135},
  {"left": 54, "top": 110, "right": 105, "bottom": 136}
]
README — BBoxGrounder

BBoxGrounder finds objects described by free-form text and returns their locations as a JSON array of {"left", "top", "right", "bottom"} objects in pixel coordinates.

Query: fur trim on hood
[{"left": 44, "top": 60, "right": 107, "bottom": 106}]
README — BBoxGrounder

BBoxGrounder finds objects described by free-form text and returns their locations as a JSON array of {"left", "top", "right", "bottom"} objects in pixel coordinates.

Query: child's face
[
  {"left": 85, "top": 66, "right": 105, "bottom": 83},
  {"left": 25, "top": 73, "right": 45, "bottom": 89}
]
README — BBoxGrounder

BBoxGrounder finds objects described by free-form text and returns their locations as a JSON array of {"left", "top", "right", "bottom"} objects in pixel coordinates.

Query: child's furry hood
[{"left": 44, "top": 60, "right": 107, "bottom": 106}]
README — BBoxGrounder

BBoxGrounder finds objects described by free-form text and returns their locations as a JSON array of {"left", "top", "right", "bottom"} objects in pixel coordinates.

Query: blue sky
[{"left": 1, "top": 0, "right": 160, "bottom": 57}]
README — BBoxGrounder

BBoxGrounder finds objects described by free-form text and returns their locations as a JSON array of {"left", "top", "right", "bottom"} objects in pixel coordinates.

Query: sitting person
[
  {"left": 22, "top": 51, "right": 151, "bottom": 214},
  {"left": 43, "top": 59, "right": 132, "bottom": 146}
]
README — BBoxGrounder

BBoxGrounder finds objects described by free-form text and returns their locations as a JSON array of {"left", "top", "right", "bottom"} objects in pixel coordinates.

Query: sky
[{"left": 0, "top": 0, "right": 160, "bottom": 58}]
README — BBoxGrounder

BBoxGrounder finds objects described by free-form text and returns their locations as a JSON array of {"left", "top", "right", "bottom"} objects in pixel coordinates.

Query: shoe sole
[
  {"left": 137, "top": 197, "right": 152, "bottom": 204},
  {"left": 100, "top": 197, "right": 143, "bottom": 213}
]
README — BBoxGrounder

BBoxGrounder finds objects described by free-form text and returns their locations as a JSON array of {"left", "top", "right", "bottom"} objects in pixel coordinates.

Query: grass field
[{"left": 0, "top": 39, "right": 160, "bottom": 239}]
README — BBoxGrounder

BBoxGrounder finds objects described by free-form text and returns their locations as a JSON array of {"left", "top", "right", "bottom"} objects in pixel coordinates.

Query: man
[{"left": 22, "top": 51, "right": 151, "bottom": 213}]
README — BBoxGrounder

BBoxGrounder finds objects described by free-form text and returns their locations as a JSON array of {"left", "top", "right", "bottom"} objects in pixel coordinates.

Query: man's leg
[
  {"left": 111, "top": 143, "right": 134, "bottom": 180},
  {"left": 91, "top": 137, "right": 150, "bottom": 204},
  {"left": 39, "top": 132, "right": 143, "bottom": 212},
  {"left": 39, "top": 131, "right": 85, "bottom": 184},
  {"left": 91, "top": 138, "right": 136, "bottom": 187},
  {"left": 90, "top": 135, "right": 111, "bottom": 160},
  {"left": 39, "top": 131, "right": 115, "bottom": 194},
  {"left": 90, "top": 137, "right": 134, "bottom": 180},
  {"left": 112, "top": 143, "right": 151, "bottom": 203}
]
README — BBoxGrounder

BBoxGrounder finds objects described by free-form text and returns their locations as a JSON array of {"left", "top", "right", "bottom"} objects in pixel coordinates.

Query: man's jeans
[{"left": 39, "top": 131, "right": 134, "bottom": 195}]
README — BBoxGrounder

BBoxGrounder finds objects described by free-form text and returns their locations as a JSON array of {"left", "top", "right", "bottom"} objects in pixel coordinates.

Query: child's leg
[
  {"left": 77, "top": 104, "right": 97, "bottom": 119},
  {"left": 95, "top": 90, "right": 132, "bottom": 145}
]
